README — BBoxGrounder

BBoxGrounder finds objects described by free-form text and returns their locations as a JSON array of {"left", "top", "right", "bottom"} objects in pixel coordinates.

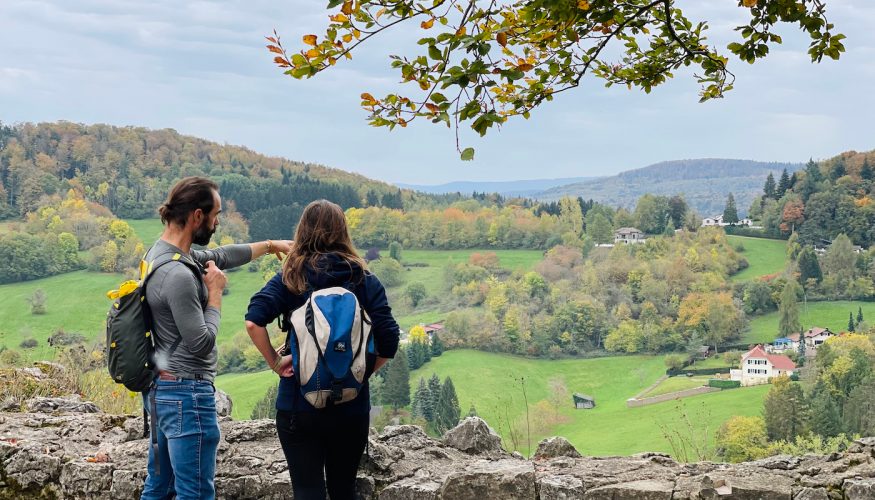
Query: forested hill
[
  {"left": 537, "top": 159, "right": 804, "bottom": 217},
  {"left": 0, "top": 121, "right": 416, "bottom": 239}
]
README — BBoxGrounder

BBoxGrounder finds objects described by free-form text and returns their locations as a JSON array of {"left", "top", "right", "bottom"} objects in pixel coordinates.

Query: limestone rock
[
  {"left": 583, "top": 479, "right": 674, "bottom": 499},
  {"left": 26, "top": 395, "right": 101, "bottom": 414},
  {"left": 215, "top": 388, "right": 233, "bottom": 417},
  {"left": 441, "top": 417, "right": 504, "bottom": 456},
  {"left": 534, "top": 437, "right": 582, "bottom": 460},
  {"left": 440, "top": 459, "right": 536, "bottom": 499}
]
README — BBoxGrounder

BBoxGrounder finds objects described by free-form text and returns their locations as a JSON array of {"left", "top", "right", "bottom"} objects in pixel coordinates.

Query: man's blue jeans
[{"left": 141, "top": 378, "right": 220, "bottom": 500}]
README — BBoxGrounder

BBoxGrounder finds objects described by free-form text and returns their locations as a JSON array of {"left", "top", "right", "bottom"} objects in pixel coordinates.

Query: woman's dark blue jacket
[{"left": 245, "top": 254, "right": 400, "bottom": 414}]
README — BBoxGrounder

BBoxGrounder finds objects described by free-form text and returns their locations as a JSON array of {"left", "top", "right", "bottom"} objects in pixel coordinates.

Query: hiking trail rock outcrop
[{"left": 1, "top": 395, "right": 874, "bottom": 499}]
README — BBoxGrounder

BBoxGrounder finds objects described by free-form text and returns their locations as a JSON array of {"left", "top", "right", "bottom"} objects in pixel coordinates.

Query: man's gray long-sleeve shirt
[{"left": 145, "top": 239, "right": 252, "bottom": 381}]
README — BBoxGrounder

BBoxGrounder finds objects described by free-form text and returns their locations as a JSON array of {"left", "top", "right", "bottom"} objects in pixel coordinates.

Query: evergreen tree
[
  {"left": 383, "top": 349, "right": 411, "bottom": 410},
  {"left": 779, "top": 281, "right": 803, "bottom": 337},
  {"left": 369, "top": 373, "right": 385, "bottom": 406},
  {"left": 857, "top": 306, "right": 864, "bottom": 325},
  {"left": 763, "top": 375, "right": 807, "bottom": 442},
  {"left": 663, "top": 216, "right": 676, "bottom": 237},
  {"left": 412, "top": 377, "right": 434, "bottom": 422},
  {"left": 435, "top": 376, "right": 461, "bottom": 433},
  {"left": 848, "top": 312, "right": 856, "bottom": 332},
  {"left": 431, "top": 331, "right": 445, "bottom": 357},
  {"left": 467, "top": 404, "right": 478, "bottom": 418},
  {"left": 250, "top": 383, "right": 279, "bottom": 420},
  {"left": 777, "top": 169, "right": 791, "bottom": 198},
  {"left": 861, "top": 158, "right": 874, "bottom": 181},
  {"left": 808, "top": 384, "right": 843, "bottom": 438},
  {"left": 798, "top": 333, "right": 807, "bottom": 361},
  {"left": 723, "top": 193, "right": 739, "bottom": 224},
  {"left": 427, "top": 374, "right": 442, "bottom": 425},
  {"left": 831, "top": 157, "right": 847, "bottom": 181},
  {"left": 763, "top": 172, "right": 777, "bottom": 200},
  {"left": 797, "top": 246, "right": 823, "bottom": 285}
]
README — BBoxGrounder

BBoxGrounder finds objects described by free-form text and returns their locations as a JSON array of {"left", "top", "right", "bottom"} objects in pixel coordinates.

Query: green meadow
[
  {"left": 217, "top": 349, "right": 767, "bottom": 458},
  {"left": 743, "top": 300, "right": 875, "bottom": 344},
  {"left": 726, "top": 235, "right": 788, "bottom": 282}
]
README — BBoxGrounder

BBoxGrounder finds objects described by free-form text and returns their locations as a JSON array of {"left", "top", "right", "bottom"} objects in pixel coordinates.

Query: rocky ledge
[{"left": 1, "top": 397, "right": 874, "bottom": 499}]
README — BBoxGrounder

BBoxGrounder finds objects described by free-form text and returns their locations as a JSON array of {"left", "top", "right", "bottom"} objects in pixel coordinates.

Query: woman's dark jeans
[{"left": 275, "top": 409, "right": 370, "bottom": 500}]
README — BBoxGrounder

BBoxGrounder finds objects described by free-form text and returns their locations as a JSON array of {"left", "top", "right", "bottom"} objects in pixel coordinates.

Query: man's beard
[{"left": 193, "top": 219, "right": 215, "bottom": 246}]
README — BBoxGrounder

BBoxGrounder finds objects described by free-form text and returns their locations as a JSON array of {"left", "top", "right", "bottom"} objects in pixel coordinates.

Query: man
[{"left": 141, "top": 176, "right": 292, "bottom": 500}]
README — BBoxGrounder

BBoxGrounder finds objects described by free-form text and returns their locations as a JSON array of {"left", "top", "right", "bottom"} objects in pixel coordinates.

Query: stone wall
[{"left": 2, "top": 396, "right": 874, "bottom": 499}]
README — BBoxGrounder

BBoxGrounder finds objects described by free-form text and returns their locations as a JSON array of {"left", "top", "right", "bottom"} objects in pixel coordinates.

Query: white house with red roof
[
  {"left": 730, "top": 345, "right": 796, "bottom": 386},
  {"left": 786, "top": 327, "right": 835, "bottom": 352}
]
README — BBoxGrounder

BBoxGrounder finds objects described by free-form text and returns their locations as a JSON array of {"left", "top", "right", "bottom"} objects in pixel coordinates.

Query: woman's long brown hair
[{"left": 282, "top": 200, "right": 367, "bottom": 294}]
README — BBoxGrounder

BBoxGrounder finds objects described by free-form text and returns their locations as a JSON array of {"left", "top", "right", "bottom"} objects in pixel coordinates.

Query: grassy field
[
  {"left": 726, "top": 235, "right": 788, "bottom": 282},
  {"left": 214, "top": 369, "right": 278, "bottom": 420},
  {"left": 410, "top": 350, "right": 767, "bottom": 457},
  {"left": 743, "top": 300, "right": 875, "bottom": 344},
  {"left": 124, "top": 218, "right": 165, "bottom": 243},
  {"left": 0, "top": 243, "right": 543, "bottom": 360},
  {"left": 643, "top": 376, "right": 710, "bottom": 397}
]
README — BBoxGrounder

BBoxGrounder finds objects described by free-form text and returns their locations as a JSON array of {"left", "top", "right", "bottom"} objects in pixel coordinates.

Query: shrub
[
  {"left": 19, "top": 338, "right": 38, "bottom": 349},
  {"left": 708, "top": 379, "right": 741, "bottom": 389},
  {"left": 47, "top": 329, "right": 86, "bottom": 347},
  {"left": 28, "top": 289, "right": 47, "bottom": 315}
]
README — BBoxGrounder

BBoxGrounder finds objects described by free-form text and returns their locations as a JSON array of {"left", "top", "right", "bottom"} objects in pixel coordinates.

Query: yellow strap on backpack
[{"left": 106, "top": 280, "right": 139, "bottom": 300}]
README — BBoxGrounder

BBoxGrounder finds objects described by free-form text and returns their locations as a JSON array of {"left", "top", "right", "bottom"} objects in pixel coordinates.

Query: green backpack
[{"left": 105, "top": 251, "right": 200, "bottom": 392}]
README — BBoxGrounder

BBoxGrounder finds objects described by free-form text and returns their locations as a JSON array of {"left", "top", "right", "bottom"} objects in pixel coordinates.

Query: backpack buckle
[{"left": 330, "top": 380, "right": 343, "bottom": 402}]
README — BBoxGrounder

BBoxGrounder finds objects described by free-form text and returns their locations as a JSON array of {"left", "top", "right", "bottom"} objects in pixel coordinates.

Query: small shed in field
[{"left": 573, "top": 393, "right": 595, "bottom": 409}]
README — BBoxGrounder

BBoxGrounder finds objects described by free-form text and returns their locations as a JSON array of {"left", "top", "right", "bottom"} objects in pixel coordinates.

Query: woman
[{"left": 245, "top": 199, "right": 400, "bottom": 500}]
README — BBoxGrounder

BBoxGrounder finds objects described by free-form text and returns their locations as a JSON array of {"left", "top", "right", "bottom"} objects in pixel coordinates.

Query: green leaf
[
  {"left": 428, "top": 45, "right": 442, "bottom": 61},
  {"left": 460, "top": 147, "right": 475, "bottom": 161}
]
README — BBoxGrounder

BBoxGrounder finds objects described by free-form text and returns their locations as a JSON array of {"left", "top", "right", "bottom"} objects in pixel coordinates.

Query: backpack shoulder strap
[{"left": 141, "top": 251, "right": 203, "bottom": 357}]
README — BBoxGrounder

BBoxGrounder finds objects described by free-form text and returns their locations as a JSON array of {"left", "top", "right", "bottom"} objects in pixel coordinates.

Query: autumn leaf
[
  {"left": 303, "top": 34, "right": 317, "bottom": 46},
  {"left": 421, "top": 18, "right": 435, "bottom": 29},
  {"left": 578, "top": 0, "right": 590, "bottom": 11},
  {"left": 497, "top": 32, "right": 507, "bottom": 47},
  {"left": 456, "top": 26, "right": 467, "bottom": 36},
  {"left": 267, "top": 45, "right": 283, "bottom": 54},
  {"left": 742, "top": 0, "right": 757, "bottom": 6},
  {"left": 330, "top": 13, "right": 349, "bottom": 23},
  {"left": 517, "top": 63, "right": 534, "bottom": 72},
  {"left": 342, "top": 33, "right": 353, "bottom": 43},
  {"left": 361, "top": 92, "right": 376, "bottom": 103},
  {"left": 305, "top": 48, "right": 320, "bottom": 60},
  {"left": 273, "top": 56, "right": 290, "bottom": 67},
  {"left": 341, "top": 1, "right": 353, "bottom": 15},
  {"left": 265, "top": 36, "right": 278, "bottom": 44},
  {"left": 425, "top": 103, "right": 440, "bottom": 113}
]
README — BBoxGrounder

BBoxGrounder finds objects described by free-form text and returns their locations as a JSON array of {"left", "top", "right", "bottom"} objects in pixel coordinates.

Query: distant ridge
[
  {"left": 396, "top": 176, "right": 599, "bottom": 197},
  {"left": 536, "top": 158, "right": 804, "bottom": 216}
]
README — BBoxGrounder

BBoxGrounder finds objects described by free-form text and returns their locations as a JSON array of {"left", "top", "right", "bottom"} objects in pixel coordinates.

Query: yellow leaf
[
  {"left": 421, "top": 18, "right": 435, "bottom": 29},
  {"left": 342, "top": 33, "right": 353, "bottom": 43},
  {"left": 306, "top": 48, "right": 319, "bottom": 59},
  {"left": 361, "top": 92, "right": 376, "bottom": 103},
  {"left": 303, "top": 34, "right": 317, "bottom": 46},
  {"left": 330, "top": 13, "right": 349, "bottom": 23},
  {"left": 375, "top": 7, "right": 387, "bottom": 19},
  {"left": 344, "top": 52, "right": 353, "bottom": 60},
  {"left": 577, "top": 0, "right": 590, "bottom": 10},
  {"left": 328, "top": 57, "right": 337, "bottom": 66},
  {"left": 742, "top": 0, "right": 757, "bottom": 6},
  {"left": 517, "top": 63, "right": 534, "bottom": 72},
  {"left": 353, "top": 29, "right": 361, "bottom": 39},
  {"left": 456, "top": 26, "right": 467, "bottom": 36},
  {"left": 341, "top": 1, "right": 353, "bottom": 15}
]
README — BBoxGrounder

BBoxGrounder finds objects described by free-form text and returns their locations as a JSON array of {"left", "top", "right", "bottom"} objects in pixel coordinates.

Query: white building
[
  {"left": 701, "top": 215, "right": 753, "bottom": 227},
  {"left": 614, "top": 227, "right": 646, "bottom": 244},
  {"left": 730, "top": 345, "right": 796, "bottom": 387}
]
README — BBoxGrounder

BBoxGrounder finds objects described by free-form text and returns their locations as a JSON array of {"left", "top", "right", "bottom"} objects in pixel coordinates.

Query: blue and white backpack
[{"left": 284, "top": 286, "right": 374, "bottom": 408}]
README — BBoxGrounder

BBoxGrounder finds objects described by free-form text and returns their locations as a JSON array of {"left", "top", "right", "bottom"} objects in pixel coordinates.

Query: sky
[{"left": 1, "top": 1, "right": 873, "bottom": 185}]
